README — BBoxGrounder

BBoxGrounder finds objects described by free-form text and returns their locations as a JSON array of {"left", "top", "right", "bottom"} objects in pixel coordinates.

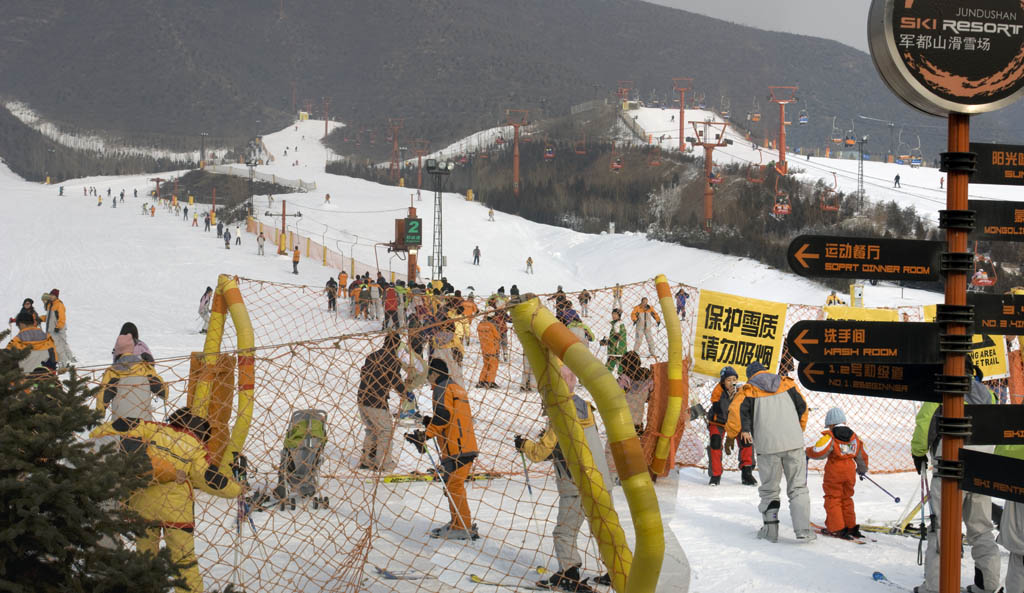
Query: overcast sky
[{"left": 643, "top": 1, "right": 871, "bottom": 52}]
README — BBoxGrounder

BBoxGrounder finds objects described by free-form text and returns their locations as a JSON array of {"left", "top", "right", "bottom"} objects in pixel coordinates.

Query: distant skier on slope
[{"left": 198, "top": 287, "right": 213, "bottom": 333}]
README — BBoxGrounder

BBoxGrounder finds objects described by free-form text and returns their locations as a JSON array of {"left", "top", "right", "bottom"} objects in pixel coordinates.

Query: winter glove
[
  {"left": 404, "top": 430, "right": 427, "bottom": 454},
  {"left": 724, "top": 436, "right": 735, "bottom": 456},
  {"left": 599, "top": 338, "right": 608, "bottom": 347},
  {"left": 421, "top": 415, "right": 433, "bottom": 428},
  {"left": 913, "top": 455, "right": 928, "bottom": 475},
  {"left": 513, "top": 434, "right": 526, "bottom": 452}
]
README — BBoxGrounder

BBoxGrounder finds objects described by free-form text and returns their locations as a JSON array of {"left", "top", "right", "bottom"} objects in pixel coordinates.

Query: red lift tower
[
  {"left": 388, "top": 118, "right": 404, "bottom": 180},
  {"left": 506, "top": 109, "right": 529, "bottom": 196},
  {"left": 686, "top": 120, "right": 732, "bottom": 231},
  {"left": 672, "top": 77, "right": 692, "bottom": 152},
  {"left": 412, "top": 139, "right": 430, "bottom": 189},
  {"left": 768, "top": 86, "right": 798, "bottom": 174},
  {"left": 616, "top": 81, "right": 633, "bottom": 108}
]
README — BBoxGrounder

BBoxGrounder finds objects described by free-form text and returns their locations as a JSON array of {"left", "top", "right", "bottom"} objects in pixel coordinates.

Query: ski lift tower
[
  {"left": 412, "top": 139, "right": 430, "bottom": 190},
  {"left": 388, "top": 118, "right": 404, "bottom": 181},
  {"left": 856, "top": 135, "right": 869, "bottom": 208},
  {"left": 769, "top": 86, "right": 798, "bottom": 174},
  {"left": 685, "top": 120, "right": 732, "bottom": 231},
  {"left": 506, "top": 109, "right": 529, "bottom": 197},
  {"left": 672, "top": 77, "right": 692, "bottom": 153}
]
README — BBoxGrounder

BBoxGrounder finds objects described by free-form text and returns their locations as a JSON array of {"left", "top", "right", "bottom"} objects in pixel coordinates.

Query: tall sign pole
[{"left": 868, "top": 3, "right": 1024, "bottom": 592}]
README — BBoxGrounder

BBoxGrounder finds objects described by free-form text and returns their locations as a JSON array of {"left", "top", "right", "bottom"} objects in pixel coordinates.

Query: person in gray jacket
[{"left": 727, "top": 361, "right": 814, "bottom": 543}]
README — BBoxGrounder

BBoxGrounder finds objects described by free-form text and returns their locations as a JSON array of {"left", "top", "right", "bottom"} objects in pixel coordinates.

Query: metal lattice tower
[
  {"left": 857, "top": 137, "right": 867, "bottom": 208},
  {"left": 430, "top": 174, "right": 443, "bottom": 281}
]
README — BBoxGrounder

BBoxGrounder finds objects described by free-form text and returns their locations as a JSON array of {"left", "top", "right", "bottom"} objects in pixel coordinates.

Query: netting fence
[{"left": 73, "top": 277, "right": 1019, "bottom": 592}]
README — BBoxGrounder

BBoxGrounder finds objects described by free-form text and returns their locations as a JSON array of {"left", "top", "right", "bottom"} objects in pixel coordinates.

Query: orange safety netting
[{"left": 73, "top": 277, "right": 1016, "bottom": 592}]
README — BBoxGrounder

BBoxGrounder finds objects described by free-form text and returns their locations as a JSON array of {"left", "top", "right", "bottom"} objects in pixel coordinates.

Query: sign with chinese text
[
  {"left": 960, "top": 449, "right": 1024, "bottom": 504},
  {"left": 797, "top": 361, "right": 942, "bottom": 403},
  {"left": 404, "top": 217, "right": 422, "bottom": 246},
  {"left": 694, "top": 290, "right": 787, "bottom": 381},
  {"left": 965, "top": 404, "right": 1024, "bottom": 444},
  {"left": 787, "top": 320, "right": 942, "bottom": 364},
  {"left": 925, "top": 305, "right": 1009, "bottom": 379},
  {"left": 968, "top": 199, "right": 1024, "bottom": 240},
  {"left": 869, "top": 0, "right": 1024, "bottom": 116},
  {"left": 968, "top": 293, "right": 1024, "bottom": 334},
  {"left": 970, "top": 145, "right": 1024, "bottom": 186},
  {"left": 787, "top": 235, "right": 942, "bottom": 282}
]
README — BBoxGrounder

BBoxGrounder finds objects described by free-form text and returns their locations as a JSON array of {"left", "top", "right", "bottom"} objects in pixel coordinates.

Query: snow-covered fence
[
  {"left": 205, "top": 165, "right": 317, "bottom": 193},
  {"left": 570, "top": 98, "right": 609, "bottom": 115},
  {"left": 618, "top": 110, "right": 648, "bottom": 143}
]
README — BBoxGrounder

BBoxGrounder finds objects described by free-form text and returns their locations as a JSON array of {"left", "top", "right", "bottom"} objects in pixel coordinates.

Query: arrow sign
[
  {"left": 960, "top": 449, "right": 1024, "bottom": 504},
  {"left": 965, "top": 404, "right": 1024, "bottom": 445},
  {"left": 968, "top": 199, "right": 1024, "bottom": 241},
  {"left": 786, "top": 320, "right": 942, "bottom": 364},
  {"left": 970, "top": 144, "right": 1024, "bottom": 187},
  {"left": 968, "top": 292, "right": 1024, "bottom": 334},
  {"left": 786, "top": 235, "right": 942, "bottom": 282},
  {"left": 797, "top": 361, "right": 942, "bottom": 403}
]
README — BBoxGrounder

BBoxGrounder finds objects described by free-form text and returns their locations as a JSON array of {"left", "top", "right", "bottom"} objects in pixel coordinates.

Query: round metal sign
[{"left": 868, "top": 0, "right": 1024, "bottom": 116}]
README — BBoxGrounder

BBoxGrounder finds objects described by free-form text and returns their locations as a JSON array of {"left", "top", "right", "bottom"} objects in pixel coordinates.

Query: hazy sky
[{"left": 643, "top": 1, "right": 872, "bottom": 52}]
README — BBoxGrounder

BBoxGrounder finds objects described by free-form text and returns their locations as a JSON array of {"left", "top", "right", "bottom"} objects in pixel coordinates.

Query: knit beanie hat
[
  {"left": 745, "top": 361, "right": 767, "bottom": 378},
  {"left": 825, "top": 407, "right": 847, "bottom": 426},
  {"left": 720, "top": 366, "right": 738, "bottom": 382}
]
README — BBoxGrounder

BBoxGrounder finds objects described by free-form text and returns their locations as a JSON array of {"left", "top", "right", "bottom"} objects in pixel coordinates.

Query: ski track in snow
[{"left": 2, "top": 117, "right": 1011, "bottom": 592}]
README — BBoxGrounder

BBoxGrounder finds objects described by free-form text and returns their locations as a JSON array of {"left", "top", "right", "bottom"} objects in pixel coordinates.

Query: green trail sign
[{"left": 404, "top": 217, "right": 422, "bottom": 247}]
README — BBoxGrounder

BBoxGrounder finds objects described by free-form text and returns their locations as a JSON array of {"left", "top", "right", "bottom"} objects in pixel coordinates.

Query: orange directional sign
[
  {"left": 786, "top": 320, "right": 942, "bottom": 364},
  {"left": 787, "top": 235, "right": 943, "bottom": 281},
  {"left": 965, "top": 404, "right": 1024, "bottom": 445},
  {"left": 968, "top": 199, "right": 1024, "bottom": 241},
  {"left": 961, "top": 449, "right": 1024, "bottom": 505},
  {"left": 968, "top": 293, "right": 1024, "bottom": 334},
  {"left": 797, "top": 361, "right": 942, "bottom": 403}
]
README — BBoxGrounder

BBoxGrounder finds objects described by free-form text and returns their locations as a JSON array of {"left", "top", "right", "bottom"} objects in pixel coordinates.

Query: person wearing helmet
[
  {"left": 806, "top": 407, "right": 869, "bottom": 539},
  {"left": 707, "top": 366, "right": 756, "bottom": 486}
]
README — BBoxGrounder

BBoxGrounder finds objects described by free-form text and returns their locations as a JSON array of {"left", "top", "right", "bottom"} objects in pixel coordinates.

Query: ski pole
[
  {"left": 918, "top": 462, "right": 927, "bottom": 566},
  {"left": 424, "top": 441, "right": 464, "bottom": 531},
  {"left": 859, "top": 473, "right": 900, "bottom": 503},
  {"left": 519, "top": 450, "right": 533, "bottom": 496}
]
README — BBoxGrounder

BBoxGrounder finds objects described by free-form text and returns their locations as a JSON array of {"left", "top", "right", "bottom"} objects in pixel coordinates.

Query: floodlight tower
[
  {"left": 769, "top": 86, "right": 798, "bottom": 174},
  {"left": 388, "top": 118, "right": 404, "bottom": 180},
  {"left": 506, "top": 109, "right": 529, "bottom": 196},
  {"left": 685, "top": 120, "right": 732, "bottom": 231},
  {"left": 672, "top": 77, "right": 692, "bottom": 152}
]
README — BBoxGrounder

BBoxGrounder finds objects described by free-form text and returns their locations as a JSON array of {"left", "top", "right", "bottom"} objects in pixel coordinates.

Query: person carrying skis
[
  {"left": 472, "top": 245, "right": 481, "bottom": 266},
  {"left": 630, "top": 297, "right": 661, "bottom": 357},
  {"left": 912, "top": 357, "right": 1000, "bottom": 593},
  {"left": 476, "top": 314, "right": 500, "bottom": 388},
  {"left": 292, "top": 245, "right": 300, "bottom": 274},
  {"left": 517, "top": 366, "right": 608, "bottom": 593},
  {"left": 223, "top": 228, "right": 231, "bottom": 249},
  {"left": 90, "top": 409, "right": 242, "bottom": 593},
  {"left": 257, "top": 232, "right": 266, "bottom": 255},
  {"left": 356, "top": 332, "right": 406, "bottom": 471},
  {"left": 805, "top": 407, "right": 868, "bottom": 539},
  {"left": 41, "top": 288, "right": 76, "bottom": 367},
  {"left": 578, "top": 289, "right": 591, "bottom": 317},
  {"left": 6, "top": 311, "right": 57, "bottom": 375},
  {"left": 405, "top": 358, "right": 479, "bottom": 540},
  {"left": 325, "top": 277, "right": 339, "bottom": 312},
  {"left": 707, "top": 366, "right": 756, "bottom": 486},
  {"left": 198, "top": 287, "right": 213, "bottom": 333},
  {"left": 727, "top": 361, "right": 814, "bottom": 543},
  {"left": 601, "top": 308, "right": 628, "bottom": 372}
]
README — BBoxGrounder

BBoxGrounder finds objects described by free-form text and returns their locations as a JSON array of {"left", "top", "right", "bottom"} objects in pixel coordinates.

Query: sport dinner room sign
[{"left": 869, "top": 0, "right": 1024, "bottom": 115}]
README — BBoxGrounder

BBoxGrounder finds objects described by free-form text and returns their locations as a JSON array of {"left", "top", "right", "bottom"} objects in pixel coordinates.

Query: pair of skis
[{"left": 470, "top": 567, "right": 597, "bottom": 592}]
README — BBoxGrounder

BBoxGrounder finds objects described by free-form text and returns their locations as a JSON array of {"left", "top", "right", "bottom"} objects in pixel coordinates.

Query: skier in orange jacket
[{"left": 805, "top": 407, "right": 869, "bottom": 539}]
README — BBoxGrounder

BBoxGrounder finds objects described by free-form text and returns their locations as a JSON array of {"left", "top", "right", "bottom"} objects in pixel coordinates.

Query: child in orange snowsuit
[
  {"left": 805, "top": 407, "right": 868, "bottom": 538},
  {"left": 476, "top": 315, "right": 500, "bottom": 388}
]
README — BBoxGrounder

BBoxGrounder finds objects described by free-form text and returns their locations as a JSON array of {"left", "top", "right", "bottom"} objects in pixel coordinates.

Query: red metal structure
[
  {"left": 688, "top": 120, "right": 731, "bottom": 230},
  {"left": 617, "top": 80, "right": 634, "bottom": 105},
  {"left": 773, "top": 174, "right": 791, "bottom": 216},
  {"left": 769, "top": 86, "right": 798, "bottom": 174},
  {"left": 672, "top": 77, "right": 692, "bottom": 153},
  {"left": 648, "top": 145, "right": 662, "bottom": 167},
  {"left": 819, "top": 172, "right": 839, "bottom": 212},
  {"left": 746, "top": 149, "right": 766, "bottom": 183},
  {"left": 609, "top": 140, "right": 623, "bottom": 172},
  {"left": 971, "top": 241, "right": 997, "bottom": 288},
  {"left": 574, "top": 132, "right": 587, "bottom": 155},
  {"left": 412, "top": 139, "right": 430, "bottom": 189},
  {"left": 506, "top": 109, "right": 529, "bottom": 196},
  {"left": 543, "top": 138, "right": 555, "bottom": 161},
  {"left": 388, "top": 118, "right": 404, "bottom": 180}
]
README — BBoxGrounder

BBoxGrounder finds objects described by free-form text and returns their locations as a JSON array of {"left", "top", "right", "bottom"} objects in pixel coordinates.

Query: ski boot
[
  {"left": 794, "top": 528, "right": 817, "bottom": 543},
  {"left": 429, "top": 523, "right": 479, "bottom": 541},
  {"left": 846, "top": 525, "right": 864, "bottom": 539},
  {"left": 537, "top": 565, "right": 594, "bottom": 592},
  {"left": 740, "top": 466, "right": 758, "bottom": 486},
  {"left": 708, "top": 475, "right": 721, "bottom": 486},
  {"left": 757, "top": 500, "right": 780, "bottom": 543}
]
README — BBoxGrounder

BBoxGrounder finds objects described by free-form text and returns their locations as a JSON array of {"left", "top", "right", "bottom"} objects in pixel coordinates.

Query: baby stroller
[{"left": 273, "top": 409, "right": 329, "bottom": 510}]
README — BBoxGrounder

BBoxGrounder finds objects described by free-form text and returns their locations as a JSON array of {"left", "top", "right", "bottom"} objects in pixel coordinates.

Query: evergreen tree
[{"left": 0, "top": 334, "right": 183, "bottom": 592}]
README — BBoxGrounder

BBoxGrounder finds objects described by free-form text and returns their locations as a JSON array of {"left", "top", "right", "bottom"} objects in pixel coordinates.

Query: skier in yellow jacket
[{"left": 91, "top": 409, "right": 243, "bottom": 593}]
